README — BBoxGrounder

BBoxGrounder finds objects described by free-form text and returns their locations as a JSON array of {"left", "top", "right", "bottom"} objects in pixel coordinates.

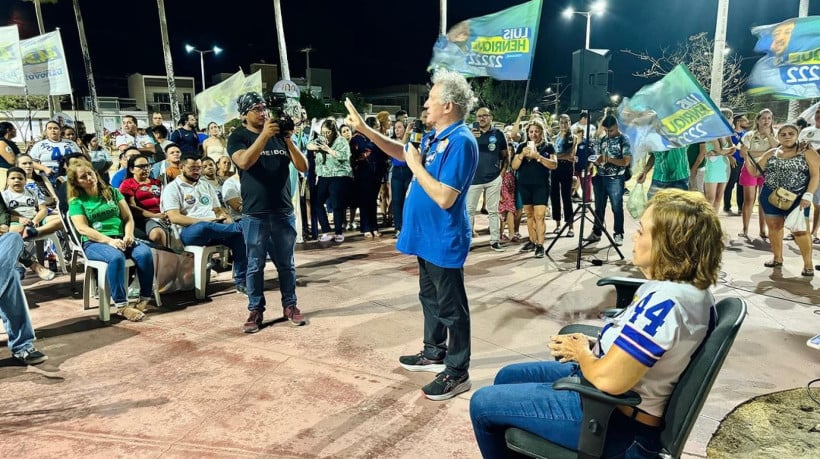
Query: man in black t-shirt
[
  {"left": 170, "top": 112, "right": 200, "bottom": 156},
  {"left": 228, "top": 92, "right": 309, "bottom": 334},
  {"left": 465, "top": 107, "right": 508, "bottom": 251}
]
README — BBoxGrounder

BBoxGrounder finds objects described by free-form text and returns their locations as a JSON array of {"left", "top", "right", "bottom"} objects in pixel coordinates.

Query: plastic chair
[
  {"left": 504, "top": 296, "right": 747, "bottom": 459},
  {"left": 183, "top": 244, "right": 228, "bottom": 300},
  {"left": 60, "top": 206, "right": 162, "bottom": 322},
  {"left": 30, "top": 231, "right": 68, "bottom": 274}
]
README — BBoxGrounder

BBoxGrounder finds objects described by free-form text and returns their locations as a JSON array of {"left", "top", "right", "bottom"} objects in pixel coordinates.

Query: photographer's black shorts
[{"left": 518, "top": 183, "right": 549, "bottom": 206}]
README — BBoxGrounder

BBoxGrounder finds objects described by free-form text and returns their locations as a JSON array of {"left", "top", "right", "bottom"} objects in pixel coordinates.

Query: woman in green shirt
[{"left": 67, "top": 162, "right": 154, "bottom": 321}]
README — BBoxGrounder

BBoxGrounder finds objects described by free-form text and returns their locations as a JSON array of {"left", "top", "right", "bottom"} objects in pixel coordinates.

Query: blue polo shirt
[{"left": 396, "top": 121, "right": 478, "bottom": 268}]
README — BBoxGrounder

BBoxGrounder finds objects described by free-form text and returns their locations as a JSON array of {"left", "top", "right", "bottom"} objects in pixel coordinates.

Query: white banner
[
  {"left": 0, "top": 25, "right": 25, "bottom": 89},
  {"left": 0, "top": 31, "right": 73, "bottom": 96},
  {"left": 195, "top": 70, "right": 263, "bottom": 125}
]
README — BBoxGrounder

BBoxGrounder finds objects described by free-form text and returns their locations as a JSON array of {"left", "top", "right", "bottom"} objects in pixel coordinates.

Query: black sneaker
[
  {"left": 534, "top": 244, "right": 545, "bottom": 258},
  {"left": 399, "top": 352, "right": 446, "bottom": 373},
  {"left": 13, "top": 347, "right": 48, "bottom": 365},
  {"left": 243, "top": 310, "right": 263, "bottom": 333},
  {"left": 519, "top": 241, "right": 536, "bottom": 252},
  {"left": 584, "top": 233, "right": 601, "bottom": 243},
  {"left": 490, "top": 242, "right": 505, "bottom": 252},
  {"left": 421, "top": 372, "right": 471, "bottom": 401}
]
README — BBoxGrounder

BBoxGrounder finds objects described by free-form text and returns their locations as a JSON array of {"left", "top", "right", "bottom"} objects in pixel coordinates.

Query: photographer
[
  {"left": 228, "top": 92, "right": 308, "bottom": 334},
  {"left": 309, "top": 119, "right": 352, "bottom": 243}
]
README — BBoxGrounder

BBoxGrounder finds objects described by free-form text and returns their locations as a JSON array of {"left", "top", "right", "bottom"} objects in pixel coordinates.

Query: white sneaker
[
  {"left": 334, "top": 234, "right": 345, "bottom": 243},
  {"left": 318, "top": 233, "right": 333, "bottom": 242},
  {"left": 613, "top": 234, "right": 624, "bottom": 246}
]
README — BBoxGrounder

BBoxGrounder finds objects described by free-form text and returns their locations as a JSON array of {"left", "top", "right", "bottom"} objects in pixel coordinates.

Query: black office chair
[
  {"left": 504, "top": 296, "right": 747, "bottom": 459},
  {"left": 558, "top": 276, "right": 647, "bottom": 338}
]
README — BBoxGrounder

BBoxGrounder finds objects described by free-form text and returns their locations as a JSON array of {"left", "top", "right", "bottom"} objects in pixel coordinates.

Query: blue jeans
[
  {"left": 592, "top": 175, "right": 626, "bottom": 236},
  {"left": 470, "top": 361, "right": 661, "bottom": 458},
  {"left": 240, "top": 212, "right": 297, "bottom": 312},
  {"left": 0, "top": 233, "right": 37, "bottom": 356},
  {"left": 391, "top": 165, "right": 413, "bottom": 232},
  {"left": 180, "top": 222, "right": 247, "bottom": 287},
  {"left": 83, "top": 240, "right": 154, "bottom": 305}
]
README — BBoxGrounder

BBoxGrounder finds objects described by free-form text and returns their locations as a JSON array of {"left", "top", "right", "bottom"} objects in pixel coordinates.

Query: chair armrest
[
  {"left": 553, "top": 376, "right": 642, "bottom": 407},
  {"left": 596, "top": 276, "right": 647, "bottom": 309},
  {"left": 553, "top": 376, "right": 642, "bottom": 459}
]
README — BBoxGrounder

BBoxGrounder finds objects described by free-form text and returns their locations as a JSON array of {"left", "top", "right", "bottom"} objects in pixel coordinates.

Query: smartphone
[
  {"left": 527, "top": 141, "right": 535, "bottom": 150},
  {"left": 808, "top": 333, "right": 820, "bottom": 350},
  {"left": 472, "top": 121, "right": 480, "bottom": 130}
]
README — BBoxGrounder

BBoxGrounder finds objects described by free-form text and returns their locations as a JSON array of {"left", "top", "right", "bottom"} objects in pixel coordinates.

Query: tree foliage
[
  {"left": 471, "top": 79, "right": 544, "bottom": 124},
  {"left": 0, "top": 95, "right": 49, "bottom": 111},
  {"left": 300, "top": 92, "right": 329, "bottom": 119},
  {"left": 622, "top": 32, "right": 749, "bottom": 109}
]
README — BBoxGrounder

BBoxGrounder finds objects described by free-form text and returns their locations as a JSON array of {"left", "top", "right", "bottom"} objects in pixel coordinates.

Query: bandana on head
[{"left": 237, "top": 92, "right": 265, "bottom": 115}]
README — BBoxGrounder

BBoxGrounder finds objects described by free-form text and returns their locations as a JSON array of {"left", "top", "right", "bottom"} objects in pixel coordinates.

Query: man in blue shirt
[
  {"left": 724, "top": 113, "right": 748, "bottom": 214},
  {"left": 344, "top": 69, "right": 478, "bottom": 401},
  {"left": 170, "top": 112, "right": 200, "bottom": 156}
]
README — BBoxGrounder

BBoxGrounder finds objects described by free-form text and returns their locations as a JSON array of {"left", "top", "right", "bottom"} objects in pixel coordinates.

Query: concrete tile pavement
[{"left": 1, "top": 209, "right": 818, "bottom": 458}]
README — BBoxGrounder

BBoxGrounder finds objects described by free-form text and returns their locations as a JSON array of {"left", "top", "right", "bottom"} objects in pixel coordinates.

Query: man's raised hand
[{"left": 344, "top": 98, "right": 365, "bottom": 132}]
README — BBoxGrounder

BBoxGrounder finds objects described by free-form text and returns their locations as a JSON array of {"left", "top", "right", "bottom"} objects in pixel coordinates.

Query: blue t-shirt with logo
[
  {"left": 473, "top": 128, "right": 507, "bottom": 185},
  {"left": 396, "top": 121, "right": 478, "bottom": 268}
]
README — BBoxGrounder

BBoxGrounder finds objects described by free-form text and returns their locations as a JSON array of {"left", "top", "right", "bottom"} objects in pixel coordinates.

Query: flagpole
[{"left": 523, "top": 0, "right": 544, "bottom": 109}]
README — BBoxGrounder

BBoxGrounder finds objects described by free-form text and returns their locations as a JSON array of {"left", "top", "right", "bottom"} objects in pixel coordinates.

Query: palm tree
[
  {"left": 23, "top": 0, "right": 60, "bottom": 116},
  {"left": 272, "top": 0, "right": 291, "bottom": 80},
  {"left": 71, "top": 0, "right": 103, "bottom": 136},
  {"left": 156, "top": 0, "right": 180, "bottom": 124}
]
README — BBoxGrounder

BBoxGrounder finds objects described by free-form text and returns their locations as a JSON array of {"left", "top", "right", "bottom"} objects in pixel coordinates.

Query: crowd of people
[{"left": 0, "top": 69, "right": 819, "bottom": 457}]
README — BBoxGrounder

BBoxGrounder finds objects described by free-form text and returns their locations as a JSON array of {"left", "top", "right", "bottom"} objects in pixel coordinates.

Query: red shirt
[{"left": 119, "top": 177, "right": 162, "bottom": 213}]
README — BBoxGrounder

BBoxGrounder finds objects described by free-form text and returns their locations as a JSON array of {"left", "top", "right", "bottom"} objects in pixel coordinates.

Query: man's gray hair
[{"left": 432, "top": 69, "right": 477, "bottom": 119}]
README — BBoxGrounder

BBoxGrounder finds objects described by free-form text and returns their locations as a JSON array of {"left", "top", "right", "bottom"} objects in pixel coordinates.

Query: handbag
[
  {"left": 768, "top": 187, "right": 798, "bottom": 210},
  {"left": 749, "top": 152, "right": 800, "bottom": 210}
]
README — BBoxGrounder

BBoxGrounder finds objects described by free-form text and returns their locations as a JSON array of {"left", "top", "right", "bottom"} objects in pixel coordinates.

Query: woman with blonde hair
[
  {"left": 471, "top": 189, "right": 725, "bottom": 457},
  {"left": 739, "top": 109, "right": 778, "bottom": 240},
  {"left": 67, "top": 162, "right": 154, "bottom": 321},
  {"left": 512, "top": 119, "right": 557, "bottom": 258},
  {"left": 202, "top": 122, "right": 227, "bottom": 160}
]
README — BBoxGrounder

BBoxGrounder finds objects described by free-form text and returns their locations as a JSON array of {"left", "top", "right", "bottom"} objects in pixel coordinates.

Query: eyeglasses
[
  {"left": 133, "top": 164, "right": 151, "bottom": 169},
  {"left": 248, "top": 105, "right": 267, "bottom": 114}
]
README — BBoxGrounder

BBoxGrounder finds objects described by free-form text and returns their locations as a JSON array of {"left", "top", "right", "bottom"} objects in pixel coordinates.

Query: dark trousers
[
  {"left": 308, "top": 176, "right": 320, "bottom": 239},
  {"left": 723, "top": 162, "right": 744, "bottom": 211},
  {"left": 550, "top": 161, "right": 574, "bottom": 224},
  {"left": 390, "top": 165, "right": 413, "bottom": 232},
  {"left": 418, "top": 257, "right": 470, "bottom": 376},
  {"left": 355, "top": 175, "right": 382, "bottom": 233},
  {"left": 316, "top": 176, "right": 351, "bottom": 235}
]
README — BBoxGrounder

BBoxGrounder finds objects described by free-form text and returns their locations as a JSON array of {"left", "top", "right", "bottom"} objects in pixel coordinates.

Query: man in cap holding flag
[{"left": 228, "top": 92, "right": 309, "bottom": 334}]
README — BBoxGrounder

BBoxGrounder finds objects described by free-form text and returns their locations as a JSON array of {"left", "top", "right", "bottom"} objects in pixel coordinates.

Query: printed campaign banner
[
  {"left": 0, "top": 25, "right": 25, "bottom": 90},
  {"left": 429, "top": 0, "right": 542, "bottom": 80},
  {"left": 748, "top": 16, "right": 820, "bottom": 99},
  {"left": 194, "top": 70, "right": 243, "bottom": 125},
  {"left": 616, "top": 65, "right": 733, "bottom": 160},
  {"left": 0, "top": 30, "right": 72, "bottom": 96}
]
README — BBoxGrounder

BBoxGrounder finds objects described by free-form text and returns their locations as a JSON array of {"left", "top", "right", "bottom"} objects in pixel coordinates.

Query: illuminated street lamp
[
  {"left": 563, "top": 1, "right": 606, "bottom": 50},
  {"left": 185, "top": 44, "right": 222, "bottom": 91}
]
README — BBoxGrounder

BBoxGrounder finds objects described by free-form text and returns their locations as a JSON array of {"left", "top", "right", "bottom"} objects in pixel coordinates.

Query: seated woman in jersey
[
  {"left": 67, "top": 161, "right": 155, "bottom": 321},
  {"left": 470, "top": 189, "right": 724, "bottom": 458},
  {"left": 118, "top": 154, "right": 170, "bottom": 247}
]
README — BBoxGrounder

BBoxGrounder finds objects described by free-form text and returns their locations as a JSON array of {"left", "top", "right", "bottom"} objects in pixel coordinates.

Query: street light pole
[
  {"left": 709, "top": 0, "right": 729, "bottom": 105},
  {"left": 185, "top": 45, "right": 222, "bottom": 92},
  {"left": 300, "top": 46, "right": 313, "bottom": 96},
  {"left": 563, "top": 1, "right": 606, "bottom": 50}
]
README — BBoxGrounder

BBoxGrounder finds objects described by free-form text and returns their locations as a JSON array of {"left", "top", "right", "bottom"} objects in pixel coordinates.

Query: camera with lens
[{"left": 264, "top": 91, "right": 295, "bottom": 136}]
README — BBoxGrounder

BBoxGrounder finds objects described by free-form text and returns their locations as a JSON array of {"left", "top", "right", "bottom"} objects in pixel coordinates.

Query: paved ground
[{"left": 1, "top": 207, "right": 818, "bottom": 458}]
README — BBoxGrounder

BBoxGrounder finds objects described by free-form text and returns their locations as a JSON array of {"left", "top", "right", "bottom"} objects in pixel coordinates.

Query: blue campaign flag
[
  {"left": 616, "top": 65, "right": 733, "bottom": 161},
  {"left": 748, "top": 16, "right": 820, "bottom": 99},
  {"left": 428, "top": 0, "right": 542, "bottom": 80}
]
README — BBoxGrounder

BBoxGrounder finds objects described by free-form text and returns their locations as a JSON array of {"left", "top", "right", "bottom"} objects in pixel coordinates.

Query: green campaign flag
[{"left": 429, "top": 0, "right": 542, "bottom": 80}]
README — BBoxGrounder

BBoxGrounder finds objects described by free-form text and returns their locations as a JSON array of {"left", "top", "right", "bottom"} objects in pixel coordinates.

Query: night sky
[{"left": 2, "top": 0, "right": 818, "bottom": 107}]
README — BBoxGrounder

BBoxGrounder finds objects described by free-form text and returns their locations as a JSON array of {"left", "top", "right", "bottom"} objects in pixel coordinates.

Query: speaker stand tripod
[{"left": 544, "top": 167, "right": 625, "bottom": 270}]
